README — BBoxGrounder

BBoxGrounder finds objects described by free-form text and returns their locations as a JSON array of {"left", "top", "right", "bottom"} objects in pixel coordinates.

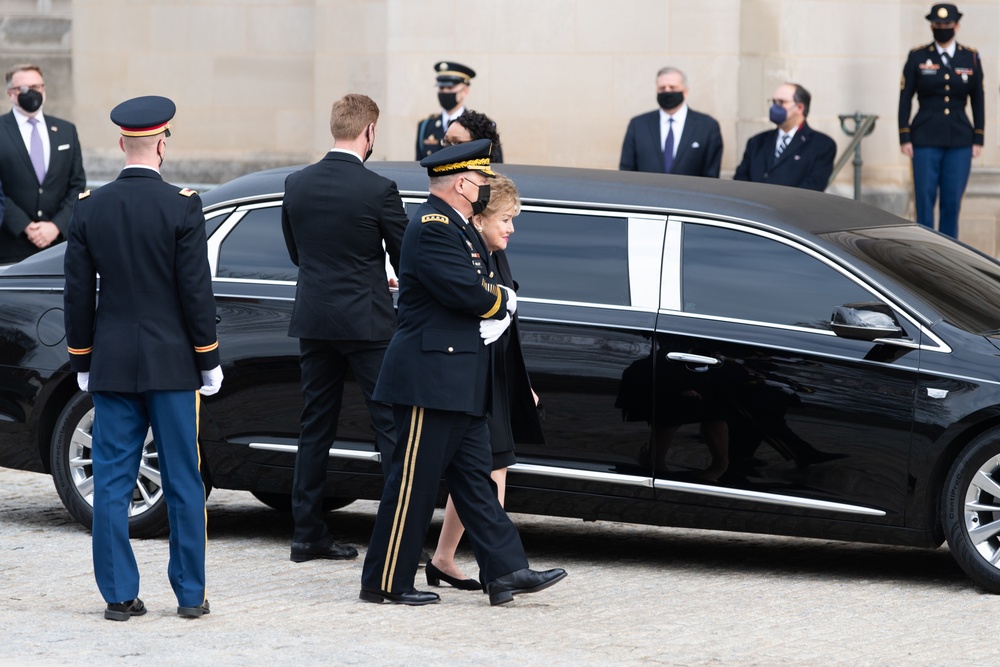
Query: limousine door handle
[{"left": 666, "top": 352, "right": 721, "bottom": 366}]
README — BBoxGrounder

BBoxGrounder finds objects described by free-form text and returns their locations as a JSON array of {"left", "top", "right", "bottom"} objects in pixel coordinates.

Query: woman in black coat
[{"left": 426, "top": 174, "right": 544, "bottom": 590}]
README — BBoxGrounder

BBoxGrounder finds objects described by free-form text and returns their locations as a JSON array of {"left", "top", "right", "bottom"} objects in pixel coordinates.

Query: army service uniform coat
[
  {"left": 898, "top": 42, "right": 984, "bottom": 148},
  {"left": 63, "top": 168, "right": 220, "bottom": 390}
]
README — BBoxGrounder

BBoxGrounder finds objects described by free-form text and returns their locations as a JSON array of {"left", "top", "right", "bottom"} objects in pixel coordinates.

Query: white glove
[
  {"left": 480, "top": 313, "right": 512, "bottom": 345},
  {"left": 199, "top": 365, "right": 224, "bottom": 396},
  {"left": 499, "top": 284, "right": 517, "bottom": 314},
  {"left": 77, "top": 372, "right": 89, "bottom": 392}
]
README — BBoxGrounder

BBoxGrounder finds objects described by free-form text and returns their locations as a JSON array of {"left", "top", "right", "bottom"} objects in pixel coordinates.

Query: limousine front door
[{"left": 650, "top": 218, "right": 918, "bottom": 528}]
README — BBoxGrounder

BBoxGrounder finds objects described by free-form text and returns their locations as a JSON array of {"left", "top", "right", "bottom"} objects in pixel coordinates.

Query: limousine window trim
[{"left": 662, "top": 216, "right": 951, "bottom": 354}]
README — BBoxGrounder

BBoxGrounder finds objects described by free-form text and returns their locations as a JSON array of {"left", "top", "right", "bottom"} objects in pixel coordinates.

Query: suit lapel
[
  {"left": 773, "top": 124, "right": 812, "bottom": 170},
  {"left": 43, "top": 118, "right": 62, "bottom": 186},
  {"left": 3, "top": 112, "right": 36, "bottom": 178},
  {"left": 673, "top": 113, "right": 697, "bottom": 167}
]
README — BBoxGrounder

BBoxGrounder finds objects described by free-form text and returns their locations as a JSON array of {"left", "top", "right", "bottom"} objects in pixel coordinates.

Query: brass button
[
  {"left": 945, "top": 85, "right": 951, "bottom": 91},
  {"left": 944, "top": 96, "right": 950, "bottom": 102},
  {"left": 447, "top": 346, "right": 454, "bottom": 353},
  {"left": 944, "top": 74, "right": 950, "bottom": 80},
  {"left": 944, "top": 109, "right": 951, "bottom": 115}
]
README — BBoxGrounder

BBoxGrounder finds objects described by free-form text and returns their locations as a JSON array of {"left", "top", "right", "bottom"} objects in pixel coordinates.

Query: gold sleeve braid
[{"left": 479, "top": 279, "right": 503, "bottom": 318}]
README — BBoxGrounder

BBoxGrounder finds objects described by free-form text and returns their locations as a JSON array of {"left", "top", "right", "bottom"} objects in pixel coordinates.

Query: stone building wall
[{"left": 3, "top": 0, "right": 999, "bottom": 252}]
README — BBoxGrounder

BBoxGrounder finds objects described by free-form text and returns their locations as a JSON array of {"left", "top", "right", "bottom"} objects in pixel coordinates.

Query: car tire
[
  {"left": 942, "top": 430, "right": 1000, "bottom": 593},
  {"left": 251, "top": 491, "right": 355, "bottom": 513},
  {"left": 50, "top": 391, "right": 210, "bottom": 539}
]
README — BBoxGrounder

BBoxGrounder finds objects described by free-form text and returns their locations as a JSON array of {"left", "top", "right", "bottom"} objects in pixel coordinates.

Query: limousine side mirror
[{"left": 830, "top": 302, "right": 904, "bottom": 341}]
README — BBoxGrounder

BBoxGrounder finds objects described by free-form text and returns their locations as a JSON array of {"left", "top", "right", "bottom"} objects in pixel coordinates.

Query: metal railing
[{"left": 829, "top": 112, "right": 878, "bottom": 199}]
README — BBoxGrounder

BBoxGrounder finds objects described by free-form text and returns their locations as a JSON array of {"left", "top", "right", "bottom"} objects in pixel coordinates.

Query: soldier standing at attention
[
  {"left": 899, "top": 3, "right": 984, "bottom": 239},
  {"left": 416, "top": 61, "right": 475, "bottom": 160},
  {"left": 64, "top": 96, "right": 222, "bottom": 621}
]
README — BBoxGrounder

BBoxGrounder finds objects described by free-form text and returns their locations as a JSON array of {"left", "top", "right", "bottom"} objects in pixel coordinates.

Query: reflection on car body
[{"left": 3, "top": 163, "right": 1000, "bottom": 593}]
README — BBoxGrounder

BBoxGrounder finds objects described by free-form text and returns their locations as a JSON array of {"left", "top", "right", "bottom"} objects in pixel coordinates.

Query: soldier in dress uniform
[
  {"left": 360, "top": 139, "right": 566, "bottom": 606},
  {"left": 415, "top": 61, "right": 475, "bottom": 160},
  {"left": 899, "top": 3, "right": 984, "bottom": 239},
  {"left": 63, "top": 96, "right": 222, "bottom": 621}
]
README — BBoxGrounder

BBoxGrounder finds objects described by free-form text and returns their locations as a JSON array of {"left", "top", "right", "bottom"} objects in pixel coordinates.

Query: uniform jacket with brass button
[{"left": 899, "top": 42, "right": 985, "bottom": 148}]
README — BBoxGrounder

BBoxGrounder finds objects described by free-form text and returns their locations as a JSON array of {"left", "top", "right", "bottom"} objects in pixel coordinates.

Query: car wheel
[
  {"left": 50, "top": 391, "right": 210, "bottom": 539},
  {"left": 942, "top": 430, "right": 1000, "bottom": 593},
  {"left": 251, "top": 491, "right": 355, "bottom": 513}
]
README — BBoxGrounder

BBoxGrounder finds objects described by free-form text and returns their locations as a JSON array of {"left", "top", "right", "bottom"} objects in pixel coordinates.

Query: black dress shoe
[
  {"left": 290, "top": 539, "right": 359, "bottom": 562},
  {"left": 358, "top": 587, "right": 440, "bottom": 606},
  {"left": 426, "top": 562, "right": 481, "bottom": 590},
  {"left": 177, "top": 599, "right": 211, "bottom": 618},
  {"left": 486, "top": 567, "right": 567, "bottom": 606},
  {"left": 104, "top": 598, "right": 146, "bottom": 621}
]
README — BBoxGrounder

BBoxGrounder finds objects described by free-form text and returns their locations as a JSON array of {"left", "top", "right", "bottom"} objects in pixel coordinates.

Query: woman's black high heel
[{"left": 426, "top": 561, "right": 481, "bottom": 590}]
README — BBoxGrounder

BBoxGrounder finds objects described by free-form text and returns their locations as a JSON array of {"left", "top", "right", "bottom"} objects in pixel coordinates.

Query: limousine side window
[
  {"left": 505, "top": 210, "right": 630, "bottom": 306},
  {"left": 216, "top": 206, "right": 299, "bottom": 282},
  {"left": 681, "top": 223, "right": 875, "bottom": 330}
]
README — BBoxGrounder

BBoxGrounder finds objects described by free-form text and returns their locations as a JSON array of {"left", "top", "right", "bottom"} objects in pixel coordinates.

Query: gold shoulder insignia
[
  {"left": 421, "top": 213, "right": 449, "bottom": 225},
  {"left": 179, "top": 188, "right": 197, "bottom": 197},
  {"left": 78, "top": 190, "right": 91, "bottom": 199}
]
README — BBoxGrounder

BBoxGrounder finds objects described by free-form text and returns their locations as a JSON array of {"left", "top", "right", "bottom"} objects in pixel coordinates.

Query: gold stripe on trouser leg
[
  {"left": 382, "top": 406, "right": 424, "bottom": 591},
  {"left": 196, "top": 391, "right": 208, "bottom": 604}
]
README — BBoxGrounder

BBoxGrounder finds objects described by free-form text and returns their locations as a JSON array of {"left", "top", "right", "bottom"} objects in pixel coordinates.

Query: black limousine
[{"left": 3, "top": 162, "right": 1000, "bottom": 593}]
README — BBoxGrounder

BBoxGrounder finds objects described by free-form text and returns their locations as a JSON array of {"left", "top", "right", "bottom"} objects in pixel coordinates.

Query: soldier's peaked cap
[
  {"left": 111, "top": 95, "right": 175, "bottom": 138},
  {"left": 926, "top": 4, "right": 962, "bottom": 21},
  {"left": 420, "top": 138, "right": 495, "bottom": 177},
  {"left": 434, "top": 61, "right": 475, "bottom": 86}
]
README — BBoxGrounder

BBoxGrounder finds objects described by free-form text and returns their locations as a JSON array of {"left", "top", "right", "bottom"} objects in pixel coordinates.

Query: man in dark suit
[
  {"left": 619, "top": 67, "right": 723, "bottom": 178},
  {"left": 360, "top": 139, "right": 566, "bottom": 606},
  {"left": 1, "top": 63, "right": 86, "bottom": 264},
  {"left": 64, "top": 96, "right": 222, "bottom": 621},
  {"left": 416, "top": 61, "right": 475, "bottom": 160},
  {"left": 734, "top": 82, "right": 837, "bottom": 192},
  {"left": 281, "top": 93, "right": 408, "bottom": 564}
]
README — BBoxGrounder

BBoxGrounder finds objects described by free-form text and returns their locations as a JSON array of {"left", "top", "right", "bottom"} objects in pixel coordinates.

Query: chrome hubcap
[
  {"left": 67, "top": 407, "right": 163, "bottom": 517},
  {"left": 963, "top": 453, "right": 1000, "bottom": 569}
]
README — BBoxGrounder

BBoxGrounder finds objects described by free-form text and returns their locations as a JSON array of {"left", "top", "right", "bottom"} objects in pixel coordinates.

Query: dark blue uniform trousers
[
  {"left": 912, "top": 145, "right": 972, "bottom": 238},
  {"left": 91, "top": 390, "right": 206, "bottom": 607},
  {"left": 361, "top": 406, "right": 528, "bottom": 593}
]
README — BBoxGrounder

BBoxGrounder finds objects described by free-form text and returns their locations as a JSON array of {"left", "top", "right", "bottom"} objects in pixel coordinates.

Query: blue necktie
[
  {"left": 28, "top": 118, "right": 46, "bottom": 184},
  {"left": 662, "top": 118, "right": 675, "bottom": 174}
]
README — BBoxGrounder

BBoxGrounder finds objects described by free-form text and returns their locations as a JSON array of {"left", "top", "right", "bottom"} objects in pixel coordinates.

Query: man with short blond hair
[
  {"left": 0, "top": 63, "right": 85, "bottom": 263},
  {"left": 282, "top": 93, "right": 407, "bottom": 563}
]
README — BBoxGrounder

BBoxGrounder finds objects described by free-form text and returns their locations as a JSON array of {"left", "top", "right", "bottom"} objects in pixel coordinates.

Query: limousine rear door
[
  {"left": 501, "top": 208, "right": 664, "bottom": 513},
  {"left": 651, "top": 217, "right": 921, "bottom": 528}
]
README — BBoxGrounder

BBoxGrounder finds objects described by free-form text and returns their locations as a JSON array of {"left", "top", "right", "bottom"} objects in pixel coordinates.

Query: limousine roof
[{"left": 201, "top": 161, "right": 911, "bottom": 236}]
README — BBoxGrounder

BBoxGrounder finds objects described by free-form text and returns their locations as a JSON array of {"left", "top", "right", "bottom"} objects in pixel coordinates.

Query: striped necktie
[{"left": 775, "top": 133, "right": 791, "bottom": 159}]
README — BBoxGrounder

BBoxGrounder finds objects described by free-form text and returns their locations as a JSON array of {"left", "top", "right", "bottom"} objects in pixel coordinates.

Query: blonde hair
[
  {"left": 481, "top": 173, "right": 520, "bottom": 217},
  {"left": 329, "top": 94, "right": 379, "bottom": 141}
]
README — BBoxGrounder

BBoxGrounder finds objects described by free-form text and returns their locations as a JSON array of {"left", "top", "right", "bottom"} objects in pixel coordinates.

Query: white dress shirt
[{"left": 659, "top": 103, "right": 688, "bottom": 158}]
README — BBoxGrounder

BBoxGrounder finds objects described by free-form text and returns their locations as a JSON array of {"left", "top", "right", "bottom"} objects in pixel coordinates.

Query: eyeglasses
[
  {"left": 440, "top": 137, "right": 469, "bottom": 148},
  {"left": 8, "top": 84, "right": 44, "bottom": 94},
  {"left": 769, "top": 98, "right": 793, "bottom": 107}
]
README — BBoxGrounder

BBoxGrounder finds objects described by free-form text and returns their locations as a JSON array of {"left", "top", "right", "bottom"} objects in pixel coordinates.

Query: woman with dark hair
[{"left": 441, "top": 110, "right": 504, "bottom": 162}]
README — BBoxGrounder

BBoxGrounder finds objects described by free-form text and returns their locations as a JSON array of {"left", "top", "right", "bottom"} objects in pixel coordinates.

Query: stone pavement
[{"left": 1, "top": 466, "right": 998, "bottom": 666}]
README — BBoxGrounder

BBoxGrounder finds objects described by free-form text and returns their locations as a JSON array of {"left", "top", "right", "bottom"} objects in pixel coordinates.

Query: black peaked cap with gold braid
[{"left": 419, "top": 138, "right": 495, "bottom": 178}]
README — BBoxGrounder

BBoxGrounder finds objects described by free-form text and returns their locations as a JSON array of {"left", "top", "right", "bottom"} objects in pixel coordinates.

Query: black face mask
[
  {"left": 17, "top": 88, "right": 42, "bottom": 113},
  {"left": 462, "top": 179, "right": 491, "bottom": 216},
  {"left": 438, "top": 91, "right": 459, "bottom": 111},
  {"left": 933, "top": 27, "right": 955, "bottom": 44},
  {"left": 657, "top": 91, "right": 684, "bottom": 110}
]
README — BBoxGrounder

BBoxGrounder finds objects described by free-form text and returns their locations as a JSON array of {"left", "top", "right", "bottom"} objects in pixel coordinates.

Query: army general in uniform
[
  {"left": 63, "top": 96, "right": 222, "bottom": 621},
  {"left": 359, "top": 139, "right": 566, "bottom": 606},
  {"left": 899, "top": 3, "right": 984, "bottom": 239}
]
